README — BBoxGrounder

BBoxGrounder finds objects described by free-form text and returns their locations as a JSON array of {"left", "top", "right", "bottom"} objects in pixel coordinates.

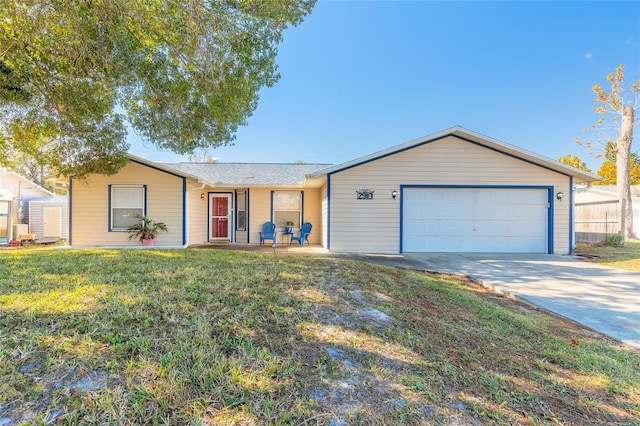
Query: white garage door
[{"left": 402, "top": 187, "right": 548, "bottom": 253}]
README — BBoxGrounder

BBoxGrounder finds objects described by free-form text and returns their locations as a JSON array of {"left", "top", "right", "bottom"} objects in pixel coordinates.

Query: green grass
[
  {"left": 575, "top": 240, "right": 640, "bottom": 272},
  {"left": 1, "top": 248, "right": 638, "bottom": 425}
]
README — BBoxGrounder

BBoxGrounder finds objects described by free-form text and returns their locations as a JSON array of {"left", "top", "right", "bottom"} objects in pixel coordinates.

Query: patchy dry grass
[
  {"left": 575, "top": 240, "right": 640, "bottom": 272},
  {"left": 0, "top": 248, "right": 638, "bottom": 425}
]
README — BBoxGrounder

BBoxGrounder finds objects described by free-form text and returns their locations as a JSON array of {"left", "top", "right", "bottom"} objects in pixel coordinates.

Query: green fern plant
[{"left": 127, "top": 214, "right": 168, "bottom": 241}]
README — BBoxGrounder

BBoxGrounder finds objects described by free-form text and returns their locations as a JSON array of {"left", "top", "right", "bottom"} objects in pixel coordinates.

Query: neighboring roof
[
  {"left": 575, "top": 185, "right": 640, "bottom": 203},
  {"left": 0, "top": 188, "right": 14, "bottom": 201},
  {"left": 578, "top": 185, "right": 640, "bottom": 197},
  {"left": 0, "top": 170, "right": 54, "bottom": 197},
  {"left": 307, "top": 126, "right": 601, "bottom": 183},
  {"left": 163, "top": 162, "right": 332, "bottom": 187},
  {"left": 30, "top": 196, "right": 68, "bottom": 203}
]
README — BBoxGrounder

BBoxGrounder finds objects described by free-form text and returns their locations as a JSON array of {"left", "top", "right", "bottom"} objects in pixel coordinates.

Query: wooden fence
[{"left": 574, "top": 200, "right": 621, "bottom": 243}]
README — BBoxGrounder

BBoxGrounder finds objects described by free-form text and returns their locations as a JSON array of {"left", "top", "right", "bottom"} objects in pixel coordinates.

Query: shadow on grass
[{"left": 0, "top": 249, "right": 638, "bottom": 424}]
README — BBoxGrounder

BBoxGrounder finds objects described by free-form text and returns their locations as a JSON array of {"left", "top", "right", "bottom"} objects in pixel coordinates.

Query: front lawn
[
  {"left": 575, "top": 240, "right": 640, "bottom": 272},
  {"left": 1, "top": 249, "right": 638, "bottom": 424}
]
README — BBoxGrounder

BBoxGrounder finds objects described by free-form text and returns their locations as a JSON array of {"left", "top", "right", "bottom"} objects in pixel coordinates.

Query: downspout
[
  {"left": 573, "top": 182, "right": 592, "bottom": 193},
  {"left": 187, "top": 182, "right": 207, "bottom": 193}
]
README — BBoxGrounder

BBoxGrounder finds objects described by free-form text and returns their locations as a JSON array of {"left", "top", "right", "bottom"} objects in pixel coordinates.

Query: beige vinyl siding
[
  {"left": 71, "top": 161, "right": 184, "bottom": 246},
  {"left": 235, "top": 229, "right": 249, "bottom": 243},
  {"left": 248, "top": 188, "right": 272, "bottom": 244},
  {"left": 187, "top": 184, "right": 208, "bottom": 245},
  {"left": 247, "top": 187, "right": 323, "bottom": 245},
  {"left": 329, "top": 136, "right": 572, "bottom": 253},
  {"left": 302, "top": 188, "right": 322, "bottom": 245}
]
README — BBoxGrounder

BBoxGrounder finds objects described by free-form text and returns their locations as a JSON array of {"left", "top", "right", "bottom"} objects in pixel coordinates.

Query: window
[
  {"left": 273, "top": 191, "right": 302, "bottom": 229},
  {"left": 110, "top": 185, "right": 145, "bottom": 230},
  {"left": 236, "top": 190, "right": 246, "bottom": 231}
]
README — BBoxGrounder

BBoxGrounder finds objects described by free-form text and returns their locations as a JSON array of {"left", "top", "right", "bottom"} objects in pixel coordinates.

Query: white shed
[
  {"left": 0, "top": 170, "right": 53, "bottom": 229},
  {"left": 29, "top": 196, "right": 69, "bottom": 240}
]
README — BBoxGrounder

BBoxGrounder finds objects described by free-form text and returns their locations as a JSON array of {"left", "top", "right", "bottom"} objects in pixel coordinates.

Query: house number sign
[{"left": 356, "top": 189, "right": 374, "bottom": 200}]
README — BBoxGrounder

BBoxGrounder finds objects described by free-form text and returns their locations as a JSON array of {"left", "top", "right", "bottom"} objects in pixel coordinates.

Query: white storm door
[
  {"left": 209, "top": 194, "right": 231, "bottom": 241},
  {"left": 43, "top": 206, "right": 62, "bottom": 237}
]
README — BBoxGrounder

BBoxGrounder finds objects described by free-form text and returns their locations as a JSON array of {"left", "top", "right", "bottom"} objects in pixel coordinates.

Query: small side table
[{"left": 281, "top": 231, "right": 293, "bottom": 245}]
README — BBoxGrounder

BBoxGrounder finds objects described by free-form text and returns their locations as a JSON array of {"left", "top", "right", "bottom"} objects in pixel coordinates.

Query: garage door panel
[
  {"left": 411, "top": 235, "right": 546, "bottom": 253},
  {"left": 402, "top": 188, "right": 548, "bottom": 253},
  {"left": 505, "top": 222, "right": 541, "bottom": 237},
  {"left": 476, "top": 206, "right": 508, "bottom": 220}
]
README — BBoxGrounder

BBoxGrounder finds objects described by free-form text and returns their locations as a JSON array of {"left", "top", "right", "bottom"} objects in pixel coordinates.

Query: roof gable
[
  {"left": 307, "top": 126, "right": 601, "bottom": 183},
  {"left": 0, "top": 170, "right": 54, "bottom": 197}
]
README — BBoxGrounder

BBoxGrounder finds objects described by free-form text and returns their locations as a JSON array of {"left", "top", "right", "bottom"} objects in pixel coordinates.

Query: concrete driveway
[{"left": 338, "top": 253, "right": 640, "bottom": 349}]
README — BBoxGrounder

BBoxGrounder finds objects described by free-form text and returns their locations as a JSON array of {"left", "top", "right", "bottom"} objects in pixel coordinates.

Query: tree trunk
[{"left": 617, "top": 106, "right": 636, "bottom": 239}]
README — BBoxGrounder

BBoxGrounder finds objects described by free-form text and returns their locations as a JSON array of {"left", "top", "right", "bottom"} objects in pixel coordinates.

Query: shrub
[{"left": 606, "top": 234, "right": 624, "bottom": 247}]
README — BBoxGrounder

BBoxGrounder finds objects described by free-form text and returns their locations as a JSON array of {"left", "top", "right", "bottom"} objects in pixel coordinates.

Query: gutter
[
  {"left": 573, "top": 182, "right": 592, "bottom": 193},
  {"left": 187, "top": 182, "right": 207, "bottom": 192}
]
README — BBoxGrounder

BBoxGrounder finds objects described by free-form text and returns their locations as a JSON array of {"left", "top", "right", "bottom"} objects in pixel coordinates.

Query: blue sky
[{"left": 129, "top": 1, "right": 640, "bottom": 172}]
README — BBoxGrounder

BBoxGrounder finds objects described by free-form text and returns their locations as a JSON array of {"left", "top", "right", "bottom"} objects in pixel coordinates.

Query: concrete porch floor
[{"left": 188, "top": 242, "right": 330, "bottom": 256}]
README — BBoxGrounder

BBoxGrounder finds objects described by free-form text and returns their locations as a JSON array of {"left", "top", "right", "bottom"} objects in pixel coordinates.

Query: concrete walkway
[{"left": 339, "top": 253, "right": 640, "bottom": 349}]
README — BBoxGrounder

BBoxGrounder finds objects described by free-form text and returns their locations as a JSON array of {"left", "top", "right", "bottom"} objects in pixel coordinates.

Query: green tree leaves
[{"left": 0, "top": 0, "right": 315, "bottom": 177}]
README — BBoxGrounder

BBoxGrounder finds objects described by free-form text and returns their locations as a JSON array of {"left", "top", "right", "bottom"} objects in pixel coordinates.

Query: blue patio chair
[
  {"left": 259, "top": 222, "right": 277, "bottom": 246},
  {"left": 290, "top": 222, "right": 312, "bottom": 246}
]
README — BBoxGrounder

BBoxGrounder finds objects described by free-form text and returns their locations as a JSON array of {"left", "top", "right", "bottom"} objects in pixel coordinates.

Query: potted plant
[
  {"left": 127, "top": 214, "right": 168, "bottom": 246},
  {"left": 285, "top": 220, "right": 294, "bottom": 234}
]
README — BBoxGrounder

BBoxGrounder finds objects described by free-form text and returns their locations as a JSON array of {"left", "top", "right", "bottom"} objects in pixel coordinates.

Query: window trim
[
  {"left": 235, "top": 190, "right": 247, "bottom": 231},
  {"left": 108, "top": 184, "right": 147, "bottom": 232},
  {"left": 271, "top": 190, "right": 303, "bottom": 230}
]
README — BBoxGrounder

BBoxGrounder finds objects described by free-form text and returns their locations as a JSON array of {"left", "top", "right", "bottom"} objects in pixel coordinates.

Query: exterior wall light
[
  {"left": 201, "top": 192, "right": 205, "bottom": 201},
  {"left": 556, "top": 192, "right": 564, "bottom": 201},
  {"left": 392, "top": 190, "right": 398, "bottom": 200}
]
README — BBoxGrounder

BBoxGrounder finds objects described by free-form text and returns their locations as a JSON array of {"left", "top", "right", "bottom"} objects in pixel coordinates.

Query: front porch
[{"left": 188, "top": 242, "right": 328, "bottom": 256}]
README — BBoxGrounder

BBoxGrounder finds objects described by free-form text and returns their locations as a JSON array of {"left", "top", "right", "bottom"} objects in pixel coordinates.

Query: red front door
[{"left": 209, "top": 194, "right": 231, "bottom": 240}]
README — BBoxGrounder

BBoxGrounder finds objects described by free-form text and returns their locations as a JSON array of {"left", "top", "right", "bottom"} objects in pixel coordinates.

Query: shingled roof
[{"left": 163, "top": 162, "right": 332, "bottom": 187}]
